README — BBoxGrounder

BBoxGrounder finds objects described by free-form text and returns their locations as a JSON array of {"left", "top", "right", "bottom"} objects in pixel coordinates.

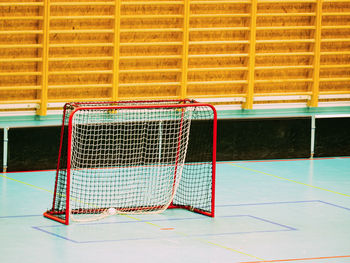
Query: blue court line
[
  {"left": 3, "top": 200, "right": 350, "bottom": 221},
  {"left": 217, "top": 200, "right": 350, "bottom": 212},
  {"left": 36, "top": 214, "right": 296, "bottom": 230},
  {"left": 318, "top": 200, "right": 350, "bottom": 212},
  {"left": 32, "top": 214, "right": 295, "bottom": 243},
  {"left": 246, "top": 215, "right": 296, "bottom": 231},
  {"left": 217, "top": 200, "right": 320, "bottom": 207},
  {"left": 31, "top": 226, "right": 78, "bottom": 243}
]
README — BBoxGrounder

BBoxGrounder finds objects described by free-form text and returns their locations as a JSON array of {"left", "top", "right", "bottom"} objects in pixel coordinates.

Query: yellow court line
[
  {"left": 0, "top": 173, "right": 53, "bottom": 194},
  {"left": 120, "top": 214, "right": 264, "bottom": 260},
  {"left": 194, "top": 238, "right": 265, "bottom": 261},
  {"left": 229, "top": 163, "right": 350, "bottom": 198}
]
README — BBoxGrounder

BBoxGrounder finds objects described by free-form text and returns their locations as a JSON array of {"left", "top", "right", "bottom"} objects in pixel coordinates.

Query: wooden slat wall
[
  {"left": 319, "top": 0, "right": 350, "bottom": 103},
  {"left": 0, "top": 1, "right": 43, "bottom": 107},
  {"left": 0, "top": 0, "right": 349, "bottom": 114}
]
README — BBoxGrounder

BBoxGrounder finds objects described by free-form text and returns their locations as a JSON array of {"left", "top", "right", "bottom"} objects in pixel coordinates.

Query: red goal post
[{"left": 44, "top": 99, "right": 217, "bottom": 225}]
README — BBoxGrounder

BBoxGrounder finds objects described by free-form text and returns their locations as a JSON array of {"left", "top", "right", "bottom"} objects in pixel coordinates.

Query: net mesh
[{"left": 46, "top": 100, "right": 215, "bottom": 223}]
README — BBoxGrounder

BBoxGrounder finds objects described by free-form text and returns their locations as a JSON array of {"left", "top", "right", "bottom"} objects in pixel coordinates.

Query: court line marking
[
  {"left": 239, "top": 254, "right": 350, "bottom": 263},
  {"left": 0, "top": 172, "right": 264, "bottom": 261},
  {"left": 0, "top": 173, "right": 53, "bottom": 193},
  {"left": 229, "top": 163, "right": 350, "bottom": 198}
]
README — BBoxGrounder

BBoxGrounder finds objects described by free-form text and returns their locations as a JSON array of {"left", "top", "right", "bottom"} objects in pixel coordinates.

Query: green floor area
[
  {"left": 1, "top": 158, "right": 350, "bottom": 263},
  {"left": 1, "top": 106, "right": 350, "bottom": 128}
]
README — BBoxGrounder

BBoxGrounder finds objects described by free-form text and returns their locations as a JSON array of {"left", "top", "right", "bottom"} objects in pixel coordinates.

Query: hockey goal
[{"left": 44, "top": 99, "right": 217, "bottom": 225}]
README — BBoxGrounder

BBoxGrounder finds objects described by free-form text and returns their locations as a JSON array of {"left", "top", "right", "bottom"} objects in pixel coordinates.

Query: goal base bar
[
  {"left": 43, "top": 205, "right": 214, "bottom": 225},
  {"left": 43, "top": 211, "right": 68, "bottom": 225},
  {"left": 168, "top": 205, "right": 214, "bottom": 217}
]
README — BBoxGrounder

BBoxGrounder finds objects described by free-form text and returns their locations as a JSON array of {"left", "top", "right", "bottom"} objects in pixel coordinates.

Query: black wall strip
[{"left": 4, "top": 116, "right": 350, "bottom": 172}]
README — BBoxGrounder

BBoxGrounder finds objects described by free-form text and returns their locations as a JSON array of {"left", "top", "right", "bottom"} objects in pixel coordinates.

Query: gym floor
[{"left": 1, "top": 157, "right": 349, "bottom": 263}]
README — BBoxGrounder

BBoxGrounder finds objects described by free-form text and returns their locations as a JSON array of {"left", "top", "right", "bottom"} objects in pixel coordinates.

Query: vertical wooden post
[
  {"left": 244, "top": 0, "right": 257, "bottom": 110},
  {"left": 180, "top": 0, "right": 190, "bottom": 99},
  {"left": 112, "top": 0, "right": 121, "bottom": 101},
  {"left": 309, "top": 0, "right": 322, "bottom": 107},
  {"left": 38, "top": 0, "right": 50, "bottom": 115}
]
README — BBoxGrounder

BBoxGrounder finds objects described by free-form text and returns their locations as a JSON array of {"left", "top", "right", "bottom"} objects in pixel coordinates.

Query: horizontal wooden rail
[
  {"left": 0, "top": 58, "right": 42, "bottom": 62},
  {"left": 255, "top": 78, "right": 314, "bottom": 83},
  {"left": 118, "top": 82, "right": 181, "bottom": 87},
  {"left": 50, "top": 16, "right": 115, "bottom": 20},
  {"left": 190, "top": 94, "right": 246, "bottom": 98},
  {"left": 119, "top": 68, "right": 182, "bottom": 73},
  {"left": 120, "top": 28, "right": 183, "bottom": 33},
  {"left": 49, "top": 43, "right": 114, "bottom": 47},
  {"left": 255, "top": 92, "right": 312, "bottom": 96},
  {"left": 257, "top": 13, "right": 316, "bottom": 17},
  {"left": 321, "top": 38, "right": 350, "bottom": 43},
  {"left": 0, "top": 44, "right": 43, "bottom": 48},
  {"left": 322, "top": 25, "right": 350, "bottom": 29},
  {"left": 190, "top": 14, "right": 251, "bottom": 18},
  {"left": 0, "top": 2, "right": 44, "bottom": 6},
  {"left": 120, "top": 55, "right": 182, "bottom": 59},
  {"left": 187, "top": 80, "right": 248, "bottom": 85},
  {"left": 190, "top": 40, "right": 250, "bottom": 44},
  {"left": 189, "top": 27, "right": 250, "bottom": 31},
  {"left": 48, "top": 84, "right": 113, "bottom": 89},
  {"left": 0, "top": 100, "right": 40, "bottom": 105},
  {"left": 49, "top": 29, "right": 114, "bottom": 34},
  {"left": 188, "top": 53, "right": 249, "bottom": 58},
  {"left": 121, "top": 1, "right": 183, "bottom": 5},
  {"left": 0, "top": 16, "right": 44, "bottom": 20},
  {"left": 49, "top": 56, "right": 114, "bottom": 62},
  {"left": 121, "top": 14, "right": 184, "bottom": 18},
  {"left": 255, "top": 65, "right": 314, "bottom": 70},
  {"left": 258, "top": 0, "right": 316, "bottom": 2},
  {"left": 0, "top": 72, "right": 42, "bottom": 76},
  {"left": 49, "top": 70, "right": 113, "bottom": 75},
  {"left": 120, "top": 42, "right": 183, "bottom": 46},
  {"left": 323, "top": 12, "right": 350, "bottom": 16},
  {"left": 319, "top": 91, "right": 350, "bottom": 95},
  {"left": 254, "top": 95, "right": 311, "bottom": 101},
  {"left": 321, "top": 51, "right": 350, "bottom": 55},
  {"left": 191, "top": 1, "right": 250, "bottom": 4},
  {"left": 0, "top": 86, "right": 41, "bottom": 90},
  {"left": 320, "top": 64, "right": 350, "bottom": 69},
  {"left": 50, "top": 2, "right": 115, "bottom": 6},
  {"left": 48, "top": 97, "right": 110, "bottom": 103},
  {"left": 188, "top": 67, "right": 248, "bottom": 71},
  {"left": 320, "top": 78, "right": 350, "bottom": 82},
  {"left": 256, "top": 39, "right": 315, "bottom": 43},
  {"left": 0, "top": 30, "right": 43, "bottom": 34},
  {"left": 256, "top": 26, "right": 316, "bottom": 30},
  {"left": 256, "top": 52, "right": 314, "bottom": 57}
]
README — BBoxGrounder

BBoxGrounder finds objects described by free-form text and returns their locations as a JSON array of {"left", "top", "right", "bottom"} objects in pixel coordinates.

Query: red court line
[{"left": 240, "top": 255, "right": 350, "bottom": 263}]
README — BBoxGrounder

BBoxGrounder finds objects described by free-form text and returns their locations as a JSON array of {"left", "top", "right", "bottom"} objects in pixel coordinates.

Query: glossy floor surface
[{"left": 1, "top": 158, "right": 350, "bottom": 263}]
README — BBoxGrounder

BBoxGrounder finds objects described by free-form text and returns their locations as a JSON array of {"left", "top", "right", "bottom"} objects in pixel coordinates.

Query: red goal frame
[{"left": 44, "top": 99, "right": 217, "bottom": 225}]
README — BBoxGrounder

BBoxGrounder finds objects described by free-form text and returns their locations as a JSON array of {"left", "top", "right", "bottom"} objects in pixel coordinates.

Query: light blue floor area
[{"left": 1, "top": 158, "right": 350, "bottom": 263}]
